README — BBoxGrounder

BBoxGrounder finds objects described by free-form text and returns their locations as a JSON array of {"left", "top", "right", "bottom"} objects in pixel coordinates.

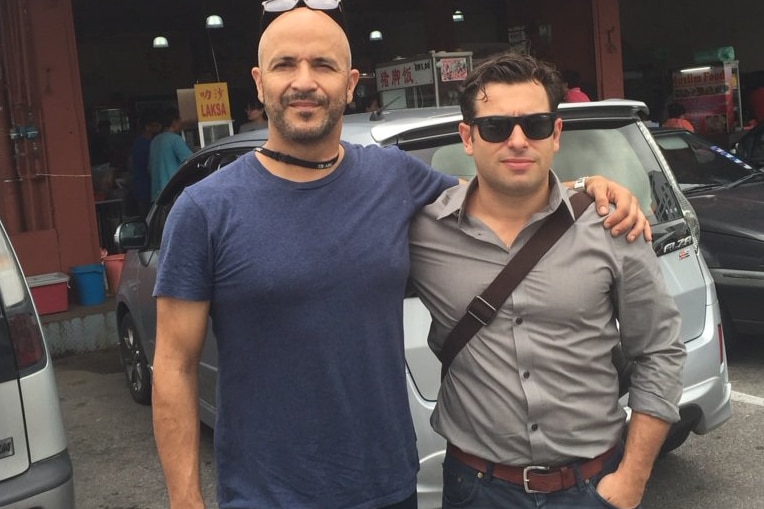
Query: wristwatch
[{"left": 574, "top": 176, "right": 589, "bottom": 191}]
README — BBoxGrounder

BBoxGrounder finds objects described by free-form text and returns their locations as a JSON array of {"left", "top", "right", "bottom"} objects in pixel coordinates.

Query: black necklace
[{"left": 255, "top": 146, "right": 339, "bottom": 170}]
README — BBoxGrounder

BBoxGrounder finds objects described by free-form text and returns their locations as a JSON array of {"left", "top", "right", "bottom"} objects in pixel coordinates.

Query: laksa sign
[{"left": 194, "top": 82, "right": 232, "bottom": 121}]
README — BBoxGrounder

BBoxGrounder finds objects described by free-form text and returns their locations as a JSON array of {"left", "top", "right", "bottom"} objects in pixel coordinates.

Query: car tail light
[{"left": 8, "top": 313, "right": 45, "bottom": 370}]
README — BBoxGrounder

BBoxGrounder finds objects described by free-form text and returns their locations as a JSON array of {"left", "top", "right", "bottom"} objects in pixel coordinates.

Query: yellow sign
[{"left": 194, "top": 82, "right": 231, "bottom": 121}]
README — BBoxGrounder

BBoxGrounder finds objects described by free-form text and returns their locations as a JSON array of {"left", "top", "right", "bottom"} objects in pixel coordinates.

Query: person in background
[
  {"left": 410, "top": 51, "right": 685, "bottom": 509},
  {"left": 562, "top": 69, "right": 591, "bottom": 102},
  {"left": 238, "top": 97, "right": 268, "bottom": 133},
  {"left": 150, "top": 4, "right": 649, "bottom": 509},
  {"left": 662, "top": 102, "right": 695, "bottom": 132},
  {"left": 129, "top": 111, "right": 162, "bottom": 217},
  {"left": 149, "top": 107, "right": 193, "bottom": 201}
]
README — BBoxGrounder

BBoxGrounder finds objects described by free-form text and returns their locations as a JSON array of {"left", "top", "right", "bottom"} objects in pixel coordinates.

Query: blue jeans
[
  {"left": 442, "top": 444, "right": 639, "bottom": 509},
  {"left": 379, "top": 491, "right": 417, "bottom": 509}
]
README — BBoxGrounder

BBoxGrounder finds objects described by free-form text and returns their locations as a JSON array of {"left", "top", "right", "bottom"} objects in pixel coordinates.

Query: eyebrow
[{"left": 268, "top": 55, "right": 341, "bottom": 69}]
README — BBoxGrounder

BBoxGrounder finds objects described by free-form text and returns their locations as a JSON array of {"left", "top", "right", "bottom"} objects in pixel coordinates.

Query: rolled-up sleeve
[{"left": 615, "top": 238, "right": 687, "bottom": 423}]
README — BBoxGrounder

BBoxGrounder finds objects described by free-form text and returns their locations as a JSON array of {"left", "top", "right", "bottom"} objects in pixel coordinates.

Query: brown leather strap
[
  {"left": 447, "top": 442, "right": 617, "bottom": 493},
  {"left": 438, "top": 191, "right": 593, "bottom": 379}
]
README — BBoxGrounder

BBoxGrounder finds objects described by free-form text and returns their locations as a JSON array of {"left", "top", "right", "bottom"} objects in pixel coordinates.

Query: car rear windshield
[{"left": 402, "top": 119, "right": 683, "bottom": 226}]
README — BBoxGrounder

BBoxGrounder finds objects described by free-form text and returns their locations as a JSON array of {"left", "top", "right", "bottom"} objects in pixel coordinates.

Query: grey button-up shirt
[{"left": 409, "top": 175, "right": 686, "bottom": 466}]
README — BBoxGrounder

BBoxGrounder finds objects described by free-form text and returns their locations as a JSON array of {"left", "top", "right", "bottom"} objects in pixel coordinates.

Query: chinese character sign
[
  {"left": 439, "top": 58, "right": 468, "bottom": 82},
  {"left": 376, "top": 59, "right": 434, "bottom": 91},
  {"left": 195, "top": 82, "right": 232, "bottom": 121}
]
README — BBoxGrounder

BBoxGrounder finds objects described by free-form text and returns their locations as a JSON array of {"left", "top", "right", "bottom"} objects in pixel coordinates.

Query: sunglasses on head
[
  {"left": 469, "top": 113, "right": 558, "bottom": 143},
  {"left": 261, "top": 0, "right": 345, "bottom": 32}
]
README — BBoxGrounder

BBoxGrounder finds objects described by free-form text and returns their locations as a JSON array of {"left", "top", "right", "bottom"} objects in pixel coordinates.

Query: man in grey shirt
[{"left": 409, "top": 52, "right": 686, "bottom": 509}]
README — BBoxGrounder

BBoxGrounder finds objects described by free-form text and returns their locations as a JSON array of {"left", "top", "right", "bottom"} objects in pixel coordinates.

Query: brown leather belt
[{"left": 446, "top": 443, "right": 618, "bottom": 494}]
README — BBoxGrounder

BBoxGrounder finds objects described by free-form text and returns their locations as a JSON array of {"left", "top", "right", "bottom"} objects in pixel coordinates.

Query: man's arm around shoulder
[{"left": 153, "top": 296, "right": 210, "bottom": 509}]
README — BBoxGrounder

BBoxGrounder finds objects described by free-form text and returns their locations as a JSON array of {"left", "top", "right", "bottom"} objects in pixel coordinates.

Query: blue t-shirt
[
  {"left": 149, "top": 131, "right": 193, "bottom": 200},
  {"left": 155, "top": 142, "right": 457, "bottom": 509},
  {"left": 131, "top": 136, "right": 151, "bottom": 203}
]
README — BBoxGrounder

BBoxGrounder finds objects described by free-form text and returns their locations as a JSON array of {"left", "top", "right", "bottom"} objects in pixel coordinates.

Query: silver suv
[
  {"left": 0, "top": 220, "right": 75, "bottom": 509},
  {"left": 115, "top": 100, "right": 732, "bottom": 509}
]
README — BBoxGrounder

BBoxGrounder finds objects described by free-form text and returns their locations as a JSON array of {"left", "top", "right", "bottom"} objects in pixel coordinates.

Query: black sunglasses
[
  {"left": 261, "top": 0, "right": 346, "bottom": 33},
  {"left": 469, "top": 113, "right": 558, "bottom": 143}
]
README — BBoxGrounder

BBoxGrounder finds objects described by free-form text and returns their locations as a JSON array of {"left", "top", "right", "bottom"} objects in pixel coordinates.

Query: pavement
[{"left": 53, "top": 348, "right": 218, "bottom": 508}]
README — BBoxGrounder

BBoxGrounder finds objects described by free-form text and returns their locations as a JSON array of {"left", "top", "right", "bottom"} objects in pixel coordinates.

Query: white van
[{"left": 0, "top": 220, "right": 74, "bottom": 509}]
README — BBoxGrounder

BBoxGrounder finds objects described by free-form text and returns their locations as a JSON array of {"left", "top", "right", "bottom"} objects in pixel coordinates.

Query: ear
[
  {"left": 346, "top": 69, "right": 361, "bottom": 105},
  {"left": 458, "top": 122, "right": 474, "bottom": 156},
  {"left": 552, "top": 117, "right": 563, "bottom": 153},
  {"left": 251, "top": 67, "right": 265, "bottom": 104}
]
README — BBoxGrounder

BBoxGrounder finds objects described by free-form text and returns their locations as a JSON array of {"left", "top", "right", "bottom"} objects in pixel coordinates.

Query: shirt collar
[{"left": 433, "top": 171, "right": 580, "bottom": 223}]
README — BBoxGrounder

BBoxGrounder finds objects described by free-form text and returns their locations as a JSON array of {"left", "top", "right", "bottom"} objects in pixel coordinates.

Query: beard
[{"left": 266, "top": 91, "right": 347, "bottom": 143}]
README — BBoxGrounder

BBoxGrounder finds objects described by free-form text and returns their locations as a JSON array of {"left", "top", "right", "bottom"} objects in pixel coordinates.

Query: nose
[
  {"left": 505, "top": 124, "right": 528, "bottom": 149},
  {"left": 291, "top": 61, "right": 318, "bottom": 92}
]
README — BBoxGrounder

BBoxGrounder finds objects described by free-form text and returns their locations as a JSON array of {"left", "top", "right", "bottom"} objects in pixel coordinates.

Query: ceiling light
[
  {"left": 369, "top": 30, "right": 383, "bottom": 41},
  {"left": 679, "top": 66, "right": 711, "bottom": 73},
  {"left": 206, "top": 15, "right": 224, "bottom": 29},
  {"left": 152, "top": 36, "right": 169, "bottom": 48},
  {"left": 452, "top": 10, "right": 464, "bottom": 22}
]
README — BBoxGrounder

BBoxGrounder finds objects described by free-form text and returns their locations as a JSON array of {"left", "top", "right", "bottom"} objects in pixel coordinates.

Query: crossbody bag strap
[{"left": 438, "top": 191, "right": 593, "bottom": 379}]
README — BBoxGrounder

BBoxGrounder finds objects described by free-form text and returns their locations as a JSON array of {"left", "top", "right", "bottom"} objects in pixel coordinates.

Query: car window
[
  {"left": 401, "top": 120, "right": 682, "bottom": 226},
  {"left": 147, "top": 150, "right": 247, "bottom": 249},
  {"left": 655, "top": 131, "right": 755, "bottom": 186}
]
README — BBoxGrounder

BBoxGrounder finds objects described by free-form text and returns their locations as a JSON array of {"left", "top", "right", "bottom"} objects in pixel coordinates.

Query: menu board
[{"left": 672, "top": 61, "right": 742, "bottom": 135}]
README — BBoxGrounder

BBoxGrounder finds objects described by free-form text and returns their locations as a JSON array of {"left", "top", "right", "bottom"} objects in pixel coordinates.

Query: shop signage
[
  {"left": 376, "top": 59, "right": 434, "bottom": 91},
  {"left": 194, "top": 82, "right": 232, "bottom": 121}
]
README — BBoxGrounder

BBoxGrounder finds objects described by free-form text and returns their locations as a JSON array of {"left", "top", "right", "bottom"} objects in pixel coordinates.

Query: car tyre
[
  {"left": 660, "top": 426, "right": 691, "bottom": 456},
  {"left": 119, "top": 312, "right": 152, "bottom": 405}
]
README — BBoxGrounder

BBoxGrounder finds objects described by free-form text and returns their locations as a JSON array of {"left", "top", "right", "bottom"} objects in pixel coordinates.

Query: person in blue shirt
[
  {"left": 129, "top": 111, "right": 162, "bottom": 217},
  {"left": 149, "top": 107, "right": 193, "bottom": 201}
]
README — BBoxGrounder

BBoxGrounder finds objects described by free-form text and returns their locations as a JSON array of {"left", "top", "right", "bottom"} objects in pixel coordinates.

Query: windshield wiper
[
  {"left": 680, "top": 183, "right": 724, "bottom": 194},
  {"left": 726, "top": 172, "right": 764, "bottom": 188}
]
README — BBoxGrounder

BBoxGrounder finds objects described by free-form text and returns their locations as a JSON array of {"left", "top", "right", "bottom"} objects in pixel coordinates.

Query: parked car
[
  {"left": 652, "top": 127, "right": 764, "bottom": 346},
  {"left": 732, "top": 121, "right": 764, "bottom": 168},
  {"left": 0, "top": 221, "right": 75, "bottom": 508},
  {"left": 115, "top": 101, "right": 732, "bottom": 508}
]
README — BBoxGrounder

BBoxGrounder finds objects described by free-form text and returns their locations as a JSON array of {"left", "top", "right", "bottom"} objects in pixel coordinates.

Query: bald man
[{"left": 151, "top": 5, "right": 647, "bottom": 509}]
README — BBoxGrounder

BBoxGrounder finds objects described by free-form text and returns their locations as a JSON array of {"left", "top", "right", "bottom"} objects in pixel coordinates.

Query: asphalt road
[{"left": 53, "top": 338, "right": 764, "bottom": 509}]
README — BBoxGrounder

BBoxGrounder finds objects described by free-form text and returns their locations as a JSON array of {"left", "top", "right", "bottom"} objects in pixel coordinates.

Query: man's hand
[
  {"left": 595, "top": 469, "right": 643, "bottom": 509},
  {"left": 583, "top": 176, "right": 652, "bottom": 242},
  {"left": 595, "top": 412, "right": 671, "bottom": 509}
]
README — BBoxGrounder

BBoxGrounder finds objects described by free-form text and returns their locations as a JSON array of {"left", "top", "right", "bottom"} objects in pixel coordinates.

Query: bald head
[{"left": 258, "top": 7, "right": 352, "bottom": 69}]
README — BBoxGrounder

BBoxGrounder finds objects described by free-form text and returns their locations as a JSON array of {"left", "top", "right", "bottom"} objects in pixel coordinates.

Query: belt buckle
[{"left": 523, "top": 465, "right": 551, "bottom": 494}]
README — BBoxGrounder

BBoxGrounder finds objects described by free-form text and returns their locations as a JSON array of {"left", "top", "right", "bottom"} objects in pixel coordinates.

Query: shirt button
[
  {"left": 523, "top": 371, "right": 530, "bottom": 379},
  {"left": 531, "top": 423, "right": 539, "bottom": 431},
  {"left": 515, "top": 317, "right": 523, "bottom": 325}
]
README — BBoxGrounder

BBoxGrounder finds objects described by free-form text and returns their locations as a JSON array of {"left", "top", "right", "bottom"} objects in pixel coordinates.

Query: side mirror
[{"left": 114, "top": 221, "right": 148, "bottom": 251}]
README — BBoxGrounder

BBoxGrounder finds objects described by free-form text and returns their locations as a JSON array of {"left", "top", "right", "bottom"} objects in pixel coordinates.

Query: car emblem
[
  {"left": 678, "top": 249, "right": 690, "bottom": 260},
  {"left": 0, "top": 437, "right": 14, "bottom": 459}
]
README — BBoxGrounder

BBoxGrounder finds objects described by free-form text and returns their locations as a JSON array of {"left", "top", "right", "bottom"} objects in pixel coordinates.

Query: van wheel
[
  {"left": 660, "top": 427, "right": 691, "bottom": 455},
  {"left": 119, "top": 313, "right": 152, "bottom": 405}
]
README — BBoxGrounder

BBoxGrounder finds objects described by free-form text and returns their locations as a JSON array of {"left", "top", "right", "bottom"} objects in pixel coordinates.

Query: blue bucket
[{"left": 71, "top": 263, "right": 106, "bottom": 306}]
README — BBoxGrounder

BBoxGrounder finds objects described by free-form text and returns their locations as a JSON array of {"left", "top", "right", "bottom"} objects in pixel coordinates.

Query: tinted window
[
  {"left": 406, "top": 120, "right": 683, "bottom": 226},
  {"left": 655, "top": 131, "right": 756, "bottom": 187},
  {"left": 148, "top": 150, "right": 247, "bottom": 249}
]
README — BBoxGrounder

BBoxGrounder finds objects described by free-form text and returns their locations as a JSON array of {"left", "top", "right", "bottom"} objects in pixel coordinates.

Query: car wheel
[
  {"left": 660, "top": 426, "right": 691, "bottom": 455},
  {"left": 119, "top": 312, "right": 152, "bottom": 405}
]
